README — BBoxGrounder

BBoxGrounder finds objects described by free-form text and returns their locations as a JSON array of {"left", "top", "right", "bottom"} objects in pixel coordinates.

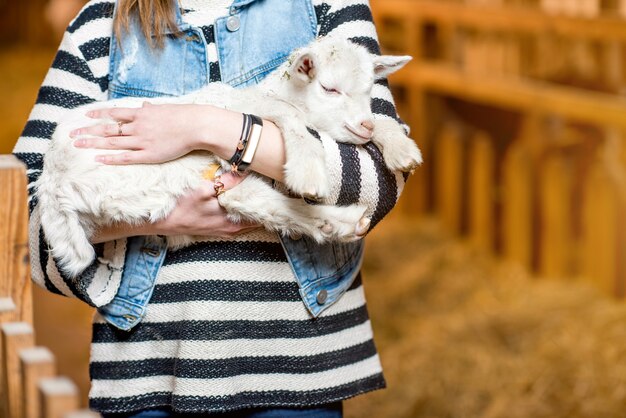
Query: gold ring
[
  {"left": 214, "top": 181, "right": 225, "bottom": 197},
  {"left": 117, "top": 121, "right": 124, "bottom": 136}
]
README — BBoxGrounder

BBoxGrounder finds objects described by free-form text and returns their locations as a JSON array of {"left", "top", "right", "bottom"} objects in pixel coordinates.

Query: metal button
[
  {"left": 123, "top": 314, "right": 137, "bottom": 322},
  {"left": 316, "top": 289, "right": 328, "bottom": 305},
  {"left": 226, "top": 15, "right": 240, "bottom": 32}
]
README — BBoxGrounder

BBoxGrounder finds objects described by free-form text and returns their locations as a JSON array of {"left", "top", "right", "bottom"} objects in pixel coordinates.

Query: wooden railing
[
  {"left": 372, "top": 0, "right": 626, "bottom": 296},
  {"left": 0, "top": 156, "right": 95, "bottom": 418}
]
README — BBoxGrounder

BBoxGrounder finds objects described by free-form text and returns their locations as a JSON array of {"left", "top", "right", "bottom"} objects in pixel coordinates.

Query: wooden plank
[
  {"left": 539, "top": 156, "right": 573, "bottom": 278},
  {"left": 435, "top": 124, "right": 464, "bottom": 233},
  {"left": 372, "top": 0, "right": 626, "bottom": 42},
  {"left": 0, "top": 155, "right": 32, "bottom": 325},
  {"left": 390, "top": 62, "right": 626, "bottom": 130},
  {"left": 401, "top": 88, "right": 428, "bottom": 216},
  {"left": 603, "top": 41, "right": 623, "bottom": 91},
  {"left": 0, "top": 298, "right": 16, "bottom": 322},
  {"left": 582, "top": 162, "right": 619, "bottom": 294},
  {"left": 0, "top": 298, "right": 15, "bottom": 418},
  {"left": 468, "top": 132, "right": 495, "bottom": 252},
  {"left": 1, "top": 322, "right": 34, "bottom": 418},
  {"left": 502, "top": 142, "right": 534, "bottom": 269},
  {"left": 20, "top": 347, "right": 56, "bottom": 418},
  {"left": 39, "top": 377, "right": 80, "bottom": 418}
]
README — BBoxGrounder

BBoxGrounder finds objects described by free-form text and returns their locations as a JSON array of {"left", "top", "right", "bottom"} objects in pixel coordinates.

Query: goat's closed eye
[{"left": 320, "top": 83, "right": 340, "bottom": 95}]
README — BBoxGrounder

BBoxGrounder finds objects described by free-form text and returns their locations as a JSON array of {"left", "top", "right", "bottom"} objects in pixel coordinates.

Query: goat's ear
[
  {"left": 291, "top": 51, "right": 317, "bottom": 83},
  {"left": 372, "top": 55, "right": 412, "bottom": 79}
]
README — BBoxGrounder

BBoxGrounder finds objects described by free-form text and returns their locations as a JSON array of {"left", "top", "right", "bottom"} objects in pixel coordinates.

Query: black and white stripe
[{"left": 13, "top": 0, "right": 410, "bottom": 413}]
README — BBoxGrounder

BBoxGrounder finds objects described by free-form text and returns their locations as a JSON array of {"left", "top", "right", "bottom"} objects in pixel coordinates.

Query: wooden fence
[
  {"left": 0, "top": 156, "right": 96, "bottom": 418},
  {"left": 372, "top": 0, "right": 626, "bottom": 296}
]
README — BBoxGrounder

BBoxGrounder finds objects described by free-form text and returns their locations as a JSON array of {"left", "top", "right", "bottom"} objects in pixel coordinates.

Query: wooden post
[
  {"left": 39, "top": 377, "right": 80, "bottom": 418},
  {"left": 582, "top": 162, "right": 619, "bottom": 294},
  {"left": 468, "top": 132, "right": 496, "bottom": 251},
  {"left": 435, "top": 124, "right": 464, "bottom": 233},
  {"left": 1, "top": 322, "right": 34, "bottom": 418},
  {"left": 502, "top": 141, "right": 534, "bottom": 269},
  {"left": 539, "top": 155, "right": 573, "bottom": 278},
  {"left": 20, "top": 347, "right": 56, "bottom": 418},
  {"left": 0, "top": 298, "right": 16, "bottom": 418},
  {"left": 0, "top": 156, "right": 33, "bottom": 325},
  {"left": 402, "top": 14, "right": 429, "bottom": 217}
]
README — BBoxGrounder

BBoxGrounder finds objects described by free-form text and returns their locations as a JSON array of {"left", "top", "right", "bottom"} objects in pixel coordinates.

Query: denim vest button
[
  {"left": 316, "top": 289, "right": 328, "bottom": 305},
  {"left": 226, "top": 15, "right": 241, "bottom": 32}
]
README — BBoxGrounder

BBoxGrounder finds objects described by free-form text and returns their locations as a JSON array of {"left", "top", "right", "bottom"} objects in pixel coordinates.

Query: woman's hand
[
  {"left": 72, "top": 102, "right": 240, "bottom": 165},
  {"left": 90, "top": 172, "right": 258, "bottom": 243},
  {"left": 150, "top": 172, "right": 259, "bottom": 237}
]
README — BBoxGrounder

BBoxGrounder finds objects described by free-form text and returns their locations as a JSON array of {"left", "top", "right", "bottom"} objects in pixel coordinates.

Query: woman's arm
[
  {"left": 75, "top": 102, "right": 287, "bottom": 182},
  {"left": 90, "top": 172, "right": 257, "bottom": 243},
  {"left": 13, "top": 25, "right": 111, "bottom": 302}
]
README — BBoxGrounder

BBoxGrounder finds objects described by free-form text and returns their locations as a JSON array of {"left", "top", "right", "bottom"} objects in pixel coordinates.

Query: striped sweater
[{"left": 13, "top": 0, "right": 407, "bottom": 413}]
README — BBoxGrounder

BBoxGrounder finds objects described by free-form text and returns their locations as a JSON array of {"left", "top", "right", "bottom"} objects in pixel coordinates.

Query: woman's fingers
[
  {"left": 218, "top": 172, "right": 247, "bottom": 189},
  {"left": 74, "top": 136, "right": 142, "bottom": 150},
  {"left": 95, "top": 150, "right": 151, "bottom": 165},
  {"left": 86, "top": 107, "right": 139, "bottom": 122},
  {"left": 71, "top": 121, "right": 136, "bottom": 138}
]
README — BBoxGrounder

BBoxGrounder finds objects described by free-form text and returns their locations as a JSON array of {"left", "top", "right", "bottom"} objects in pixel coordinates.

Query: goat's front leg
[
  {"left": 371, "top": 118, "right": 423, "bottom": 173},
  {"left": 257, "top": 105, "right": 330, "bottom": 200},
  {"left": 281, "top": 122, "right": 330, "bottom": 200},
  {"left": 217, "top": 175, "right": 370, "bottom": 243}
]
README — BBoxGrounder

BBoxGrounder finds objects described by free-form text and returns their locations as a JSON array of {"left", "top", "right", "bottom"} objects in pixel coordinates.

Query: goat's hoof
[
  {"left": 321, "top": 221, "right": 334, "bottom": 235},
  {"left": 303, "top": 191, "right": 322, "bottom": 202},
  {"left": 355, "top": 217, "right": 371, "bottom": 237}
]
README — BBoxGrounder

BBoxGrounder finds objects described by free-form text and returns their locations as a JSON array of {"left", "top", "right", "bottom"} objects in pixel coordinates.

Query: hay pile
[{"left": 346, "top": 218, "right": 626, "bottom": 418}]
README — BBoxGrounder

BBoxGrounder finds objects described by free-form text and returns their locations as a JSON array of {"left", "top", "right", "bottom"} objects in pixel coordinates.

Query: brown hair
[{"left": 113, "top": 0, "right": 179, "bottom": 48}]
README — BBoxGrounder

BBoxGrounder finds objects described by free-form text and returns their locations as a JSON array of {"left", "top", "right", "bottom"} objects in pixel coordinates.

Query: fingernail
[
  {"left": 86, "top": 111, "right": 95, "bottom": 117},
  {"left": 73, "top": 139, "right": 84, "bottom": 147},
  {"left": 95, "top": 155, "right": 105, "bottom": 163},
  {"left": 70, "top": 129, "right": 80, "bottom": 137}
]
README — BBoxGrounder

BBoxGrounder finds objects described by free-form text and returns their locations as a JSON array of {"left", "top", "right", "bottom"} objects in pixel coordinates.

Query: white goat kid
[{"left": 36, "top": 36, "right": 422, "bottom": 277}]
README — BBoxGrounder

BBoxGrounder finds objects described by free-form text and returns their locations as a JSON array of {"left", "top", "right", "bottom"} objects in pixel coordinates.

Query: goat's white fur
[{"left": 36, "top": 36, "right": 422, "bottom": 277}]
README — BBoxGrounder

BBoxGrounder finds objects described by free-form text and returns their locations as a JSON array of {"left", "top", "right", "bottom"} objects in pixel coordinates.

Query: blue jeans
[{"left": 102, "top": 402, "right": 343, "bottom": 418}]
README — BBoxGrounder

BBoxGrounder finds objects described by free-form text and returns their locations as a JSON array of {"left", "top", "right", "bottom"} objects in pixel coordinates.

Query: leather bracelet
[
  {"left": 228, "top": 113, "right": 252, "bottom": 172},
  {"left": 237, "top": 114, "right": 263, "bottom": 172}
]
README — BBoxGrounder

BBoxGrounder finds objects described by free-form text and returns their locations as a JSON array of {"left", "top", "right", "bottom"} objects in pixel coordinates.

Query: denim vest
[{"left": 98, "top": 0, "right": 365, "bottom": 330}]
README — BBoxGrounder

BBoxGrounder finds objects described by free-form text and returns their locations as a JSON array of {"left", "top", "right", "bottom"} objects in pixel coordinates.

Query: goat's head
[{"left": 285, "top": 36, "right": 411, "bottom": 144}]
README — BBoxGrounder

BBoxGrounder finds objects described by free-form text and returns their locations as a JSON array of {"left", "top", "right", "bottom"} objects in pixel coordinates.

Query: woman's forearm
[{"left": 195, "top": 106, "right": 286, "bottom": 182}]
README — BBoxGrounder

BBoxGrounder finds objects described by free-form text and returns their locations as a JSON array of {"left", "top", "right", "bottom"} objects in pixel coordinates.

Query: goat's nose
[{"left": 361, "top": 120, "right": 374, "bottom": 132}]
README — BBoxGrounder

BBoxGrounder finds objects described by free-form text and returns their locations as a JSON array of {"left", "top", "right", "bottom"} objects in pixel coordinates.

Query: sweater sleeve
[
  {"left": 12, "top": 3, "right": 127, "bottom": 307},
  {"left": 313, "top": 0, "right": 411, "bottom": 230}
]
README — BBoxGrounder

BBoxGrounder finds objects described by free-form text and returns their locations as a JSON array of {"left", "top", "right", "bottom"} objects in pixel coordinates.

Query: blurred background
[{"left": 2, "top": 0, "right": 626, "bottom": 417}]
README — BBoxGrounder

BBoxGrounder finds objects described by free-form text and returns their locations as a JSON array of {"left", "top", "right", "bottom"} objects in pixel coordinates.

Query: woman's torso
[{"left": 85, "top": 0, "right": 384, "bottom": 413}]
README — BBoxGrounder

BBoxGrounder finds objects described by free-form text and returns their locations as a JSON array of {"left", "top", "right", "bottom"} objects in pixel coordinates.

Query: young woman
[{"left": 13, "top": 0, "right": 410, "bottom": 416}]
